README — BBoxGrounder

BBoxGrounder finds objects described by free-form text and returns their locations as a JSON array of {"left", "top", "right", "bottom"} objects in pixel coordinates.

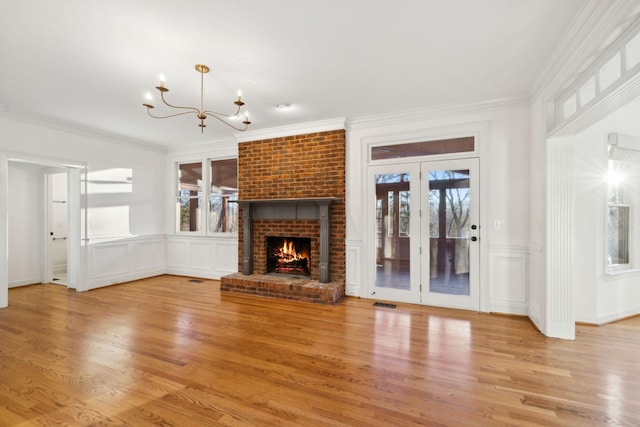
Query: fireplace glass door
[{"left": 266, "top": 236, "right": 312, "bottom": 277}]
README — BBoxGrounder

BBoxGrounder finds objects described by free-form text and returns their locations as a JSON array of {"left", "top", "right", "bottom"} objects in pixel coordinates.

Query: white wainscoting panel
[
  {"left": 190, "top": 241, "right": 213, "bottom": 270},
  {"left": 489, "top": 245, "right": 528, "bottom": 315},
  {"left": 215, "top": 241, "right": 240, "bottom": 275},
  {"left": 167, "top": 239, "right": 188, "bottom": 266},
  {"left": 88, "top": 235, "right": 166, "bottom": 289},
  {"left": 166, "top": 235, "right": 239, "bottom": 280},
  {"left": 134, "top": 240, "right": 166, "bottom": 271},
  {"left": 345, "top": 241, "right": 361, "bottom": 296},
  {"left": 92, "top": 244, "right": 129, "bottom": 278},
  {"left": 528, "top": 246, "right": 544, "bottom": 332}
]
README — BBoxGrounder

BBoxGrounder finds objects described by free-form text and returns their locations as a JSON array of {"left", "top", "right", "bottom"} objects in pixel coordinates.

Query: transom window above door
[{"left": 371, "top": 136, "right": 475, "bottom": 161}]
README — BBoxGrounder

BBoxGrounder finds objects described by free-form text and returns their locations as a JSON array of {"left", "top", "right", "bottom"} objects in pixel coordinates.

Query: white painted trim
[
  {"left": 0, "top": 154, "right": 7, "bottom": 308},
  {"left": 87, "top": 234, "right": 166, "bottom": 289},
  {"left": 550, "top": 70, "right": 640, "bottom": 137},
  {"left": 348, "top": 98, "right": 528, "bottom": 131},
  {"left": 552, "top": 11, "right": 640, "bottom": 118},
  {"left": 488, "top": 245, "right": 528, "bottom": 315},
  {"left": 235, "top": 118, "right": 346, "bottom": 143},
  {"left": 545, "top": 137, "right": 575, "bottom": 340},
  {"left": 0, "top": 105, "right": 167, "bottom": 154},
  {"left": 345, "top": 241, "right": 361, "bottom": 296},
  {"left": 530, "top": 0, "right": 637, "bottom": 100},
  {"left": 577, "top": 307, "right": 640, "bottom": 325}
]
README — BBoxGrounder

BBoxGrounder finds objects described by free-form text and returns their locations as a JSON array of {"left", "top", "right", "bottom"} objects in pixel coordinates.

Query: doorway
[
  {"left": 369, "top": 158, "right": 480, "bottom": 310},
  {"left": 2, "top": 157, "right": 85, "bottom": 308}
]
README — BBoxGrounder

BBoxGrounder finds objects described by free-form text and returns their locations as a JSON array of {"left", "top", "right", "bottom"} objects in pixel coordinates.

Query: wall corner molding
[
  {"left": 0, "top": 104, "right": 167, "bottom": 154},
  {"left": 235, "top": 118, "right": 346, "bottom": 143},
  {"left": 347, "top": 97, "right": 529, "bottom": 131}
]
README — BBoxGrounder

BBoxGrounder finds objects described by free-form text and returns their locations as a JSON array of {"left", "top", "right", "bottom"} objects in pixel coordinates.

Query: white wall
[
  {"left": 0, "top": 114, "right": 167, "bottom": 293},
  {"left": 165, "top": 139, "right": 240, "bottom": 280},
  {"left": 347, "top": 100, "right": 532, "bottom": 314},
  {"left": 7, "top": 162, "right": 43, "bottom": 287},
  {"left": 571, "top": 100, "right": 640, "bottom": 324}
]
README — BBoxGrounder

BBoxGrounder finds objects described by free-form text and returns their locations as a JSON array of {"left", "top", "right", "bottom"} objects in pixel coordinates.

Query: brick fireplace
[{"left": 220, "top": 130, "right": 346, "bottom": 304}]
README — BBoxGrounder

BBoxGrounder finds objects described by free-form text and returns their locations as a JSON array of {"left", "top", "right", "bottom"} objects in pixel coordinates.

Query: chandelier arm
[
  {"left": 204, "top": 112, "right": 250, "bottom": 131},
  {"left": 146, "top": 108, "right": 198, "bottom": 120},
  {"left": 202, "top": 104, "right": 242, "bottom": 118},
  {"left": 159, "top": 91, "right": 202, "bottom": 114}
]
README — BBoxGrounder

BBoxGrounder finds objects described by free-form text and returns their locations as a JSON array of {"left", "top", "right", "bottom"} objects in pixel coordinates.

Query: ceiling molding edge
[
  {"left": 0, "top": 105, "right": 167, "bottom": 154},
  {"left": 530, "top": 0, "right": 640, "bottom": 101},
  {"left": 234, "top": 118, "right": 347, "bottom": 143},
  {"left": 166, "top": 136, "right": 237, "bottom": 156},
  {"left": 347, "top": 97, "right": 530, "bottom": 131}
]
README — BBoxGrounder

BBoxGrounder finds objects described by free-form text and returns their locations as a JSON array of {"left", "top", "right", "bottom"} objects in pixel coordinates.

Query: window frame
[{"left": 174, "top": 158, "right": 239, "bottom": 236}]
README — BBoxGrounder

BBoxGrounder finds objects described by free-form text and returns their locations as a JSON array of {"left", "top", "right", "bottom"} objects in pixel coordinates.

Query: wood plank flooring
[{"left": 0, "top": 275, "right": 638, "bottom": 426}]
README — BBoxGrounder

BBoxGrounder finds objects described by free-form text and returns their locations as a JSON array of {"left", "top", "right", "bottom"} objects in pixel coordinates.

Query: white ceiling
[{"left": 0, "top": 0, "right": 586, "bottom": 147}]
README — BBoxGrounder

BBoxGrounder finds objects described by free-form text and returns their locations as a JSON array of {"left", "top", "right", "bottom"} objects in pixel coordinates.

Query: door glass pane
[
  {"left": 210, "top": 159, "right": 238, "bottom": 233},
  {"left": 428, "top": 169, "right": 470, "bottom": 295},
  {"left": 375, "top": 173, "right": 411, "bottom": 290},
  {"left": 371, "top": 137, "right": 474, "bottom": 160},
  {"left": 177, "top": 162, "right": 202, "bottom": 232}
]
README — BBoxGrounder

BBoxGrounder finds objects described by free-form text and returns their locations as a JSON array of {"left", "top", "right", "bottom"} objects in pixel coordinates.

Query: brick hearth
[{"left": 221, "top": 273, "right": 344, "bottom": 304}]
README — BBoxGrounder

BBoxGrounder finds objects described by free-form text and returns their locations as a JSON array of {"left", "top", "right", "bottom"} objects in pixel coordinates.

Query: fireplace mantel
[{"left": 238, "top": 197, "right": 337, "bottom": 283}]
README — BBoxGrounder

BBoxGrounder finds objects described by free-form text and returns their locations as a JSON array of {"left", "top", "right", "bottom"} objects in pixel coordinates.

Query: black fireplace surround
[{"left": 238, "top": 198, "right": 336, "bottom": 283}]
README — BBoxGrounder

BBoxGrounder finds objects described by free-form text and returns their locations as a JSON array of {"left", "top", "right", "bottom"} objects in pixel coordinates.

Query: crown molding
[
  {"left": 234, "top": 118, "right": 346, "bottom": 143},
  {"left": 347, "top": 97, "right": 529, "bottom": 131},
  {"left": 531, "top": 0, "right": 640, "bottom": 102},
  {"left": 0, "top": 105, "right": 167, "bottom": 154},
  {"left": 165, "top": 135, "right": 237, "bottom": 156}
]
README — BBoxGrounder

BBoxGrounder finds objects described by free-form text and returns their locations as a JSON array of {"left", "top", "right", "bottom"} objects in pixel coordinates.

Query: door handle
[{"left": 52, "top": 237, "right": 68, "bottom": 241}]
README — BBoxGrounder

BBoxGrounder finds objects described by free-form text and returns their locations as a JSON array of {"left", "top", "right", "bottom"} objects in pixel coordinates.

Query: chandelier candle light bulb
[{"left": 142, "top": 64, "right": 251, "bottom": 132}]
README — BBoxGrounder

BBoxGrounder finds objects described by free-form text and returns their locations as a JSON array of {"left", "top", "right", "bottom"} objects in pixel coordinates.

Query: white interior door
[
  {"left": 368, "top": 158, "right": 480, "bottom": 310},
  {"left": 47, "top": 171, "right": 68, "bottom": 285}
]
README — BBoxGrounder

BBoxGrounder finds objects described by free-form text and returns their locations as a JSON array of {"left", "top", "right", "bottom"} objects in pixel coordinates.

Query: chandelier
[{"left": 142, "top": 64, "right": 251, "bottom": 132}]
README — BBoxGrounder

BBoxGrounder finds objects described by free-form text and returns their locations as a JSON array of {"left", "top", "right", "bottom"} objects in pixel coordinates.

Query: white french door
[{"left": 368, "top": 158, "right": 480, "bottom": 310}]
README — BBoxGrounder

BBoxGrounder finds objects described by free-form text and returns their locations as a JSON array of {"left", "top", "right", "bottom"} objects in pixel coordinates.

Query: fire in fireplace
[{"left": 266, "top": 236, "right": 311, "bottom": 276}]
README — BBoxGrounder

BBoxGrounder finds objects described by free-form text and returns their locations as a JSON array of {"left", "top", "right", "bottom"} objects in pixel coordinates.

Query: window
[
  {"left": 176, "top": 159, "right": 238, "bottom": 234},
  {"left": 209, "top": 159, "right": 238, "bottom": 233},
  {"left": 607, "top": 158, "right": 632, "bottom": 270},
  {"left": 563, "top": 93, "right": 577, "bottom": 120},
  {"left": 399, "top": 190, "right": 410, "bottom": 237},
  {"left": 625, "top": 31, "right": 640, "bottom": 70},
  {"left": 606, "top": 132, "right": 640, "bottom": 272},
  {"left": 579, "top": 76, "right": 596, "bottom": 107},
  {"left": 599, "top": 52, "right": 621, "bottom": 92},
  {"left": 608, "top": 203, "right": 630, "bottom": 266},
  {"left": 177, "top": 162, "right": 202, "bottom": 232},
  {"left": 371, "top": 137, "right": 474, "bottom": 160}
]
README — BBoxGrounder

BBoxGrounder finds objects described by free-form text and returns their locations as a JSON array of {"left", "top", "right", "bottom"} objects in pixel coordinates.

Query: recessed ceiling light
[{"left": 276, "top": 103, "right": 292, "bottom": 110}]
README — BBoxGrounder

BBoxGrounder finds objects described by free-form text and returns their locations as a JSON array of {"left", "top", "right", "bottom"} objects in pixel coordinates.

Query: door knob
[
  {"left": 471, "top": 224, "right": 478, "bottom": 230},
  {"left": 471, "top": 236, "right": 478, "bottom": 242}
]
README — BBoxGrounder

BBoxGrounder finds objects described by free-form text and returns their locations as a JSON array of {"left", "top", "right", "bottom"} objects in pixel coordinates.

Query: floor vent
[{"left": 373, "top": 302, "right": 396, "bottom": 308}]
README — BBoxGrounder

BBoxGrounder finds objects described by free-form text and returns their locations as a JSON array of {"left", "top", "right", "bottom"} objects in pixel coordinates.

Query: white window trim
[{"left": 174, "top": 158, "right": 239, "bottom": 237}]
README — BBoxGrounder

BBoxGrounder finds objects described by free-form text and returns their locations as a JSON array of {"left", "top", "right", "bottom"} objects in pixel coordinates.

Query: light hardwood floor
[{"left": 0, "top": 275, "right": 638, "bottom": 426}]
